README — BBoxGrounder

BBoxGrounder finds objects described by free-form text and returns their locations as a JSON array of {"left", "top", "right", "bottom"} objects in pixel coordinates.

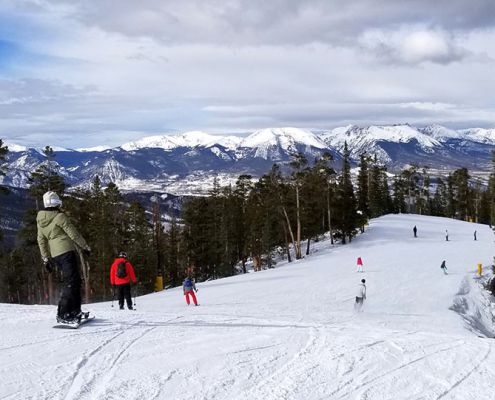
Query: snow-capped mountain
[
  {"left": 320, "top": 123, "right": 494, "bottom": 170},
  {"left": 1, "top": 125, "right": 493, "bottom": 194},
  {"left": 320, "top": 124, "right": 444, "bottom": 164},
  {"left": 121, "top": 131, "right": 242, "bottom": 152},
  {"left": 460, "top": 127, "right": 495, "bottom": 145}
]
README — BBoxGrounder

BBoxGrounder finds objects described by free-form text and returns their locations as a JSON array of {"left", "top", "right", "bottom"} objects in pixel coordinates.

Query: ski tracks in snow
[
  {"left": 237, "top": 325, "right": 327, "bottom": 400},
  {"left": 54, "top": 316, "right": 181, "bottom": 400},
  {"left": 436, "top": 341, "right": 492, "bottom": 400}
]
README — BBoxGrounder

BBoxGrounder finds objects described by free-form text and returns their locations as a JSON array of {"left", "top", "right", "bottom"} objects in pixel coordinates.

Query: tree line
[{"left": 0, "top": 139, "right": 494, "bottom": 304}]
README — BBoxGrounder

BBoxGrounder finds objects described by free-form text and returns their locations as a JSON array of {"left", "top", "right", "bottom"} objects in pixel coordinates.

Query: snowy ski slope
[{"left": 1, "top": 214, "right": 495, "bottom": 400}]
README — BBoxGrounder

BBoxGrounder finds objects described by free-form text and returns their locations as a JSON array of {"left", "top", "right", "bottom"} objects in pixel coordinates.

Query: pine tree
[
  {"left": 453, "top": 168, "right": 470, "bottom": 220},
  {"left": 233, "top": 175, "right": 253, "bottom": 273},
  {"left": 289, "top": 153, "right": 308, "bottom": 259},
  {"left": 301, "top": 158, "right": 328, "bottom": 254},
  {"left": 163, "top": 215, "right": 182, "bottom": 288},
  {"left": 0, "top": 139, "right": 9, "bottom": 242},
  {"left": 392, "top": 174, "right": 407, "bottom": 213},
  {"left": 336, "top": 142, "right": 357, "bottom": 244},
  {"left": 0, "top": 139, "right": 8, "bottom": 195},
  {"left": 489, "top": 150, "right": 495, "bottom": 226},
  {"left": 431, "top": 178, "right": 447, "bottom": 216},
  {"left": 123, "top": 201, "right": 155, "bottom": 293},
  {"left": 357, "top": 153, "right": 370, "bottom": 218}
]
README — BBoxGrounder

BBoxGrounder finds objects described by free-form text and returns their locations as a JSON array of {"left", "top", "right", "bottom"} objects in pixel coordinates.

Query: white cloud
[
  {"left": 0, "top": 1, "right": 495, "bottom": 147},
  {"left": 360, "top": 28, "right": 469, "bottom": 64},
  {"left": 400, "top": 31, "right": 466, "bottom": 64}
]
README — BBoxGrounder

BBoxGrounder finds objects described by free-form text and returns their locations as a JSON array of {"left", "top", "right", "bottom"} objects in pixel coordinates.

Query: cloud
[
  {"left": 5, "top": 0, "right": 495, "bottom": 46},
  {"left": 360, "top": 28, "right": 470, "bottom": 65},
  {"left": 0, "top": 1, "right": 495, "bottom": 147}
]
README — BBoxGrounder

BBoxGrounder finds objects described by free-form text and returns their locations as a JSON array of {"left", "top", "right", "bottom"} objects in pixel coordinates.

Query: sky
[{"left": 0, "top": 0, "right": 495, "bottom": 148}]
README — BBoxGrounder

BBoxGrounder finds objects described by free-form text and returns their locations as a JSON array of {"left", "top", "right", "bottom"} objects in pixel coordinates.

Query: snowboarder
[
  {"left": 474, "top": 230, "right": 477, "bottom": 241},
  {"left": 440, "top": 260, "right": 448, "bottom": 275},
  {"left": 183, "top": 275, "right": 199, "bottom": 306},
  {"left": 356, "top": 257, "right": 364, "bottom": 273},
  {"left": 413, "top": 225, "right": 417, "bottom": 238},
  {"left": 36, "top": 191, "right": 91, "bottom": 323},
  {"left": 354, "top": 279, "right": 366, "bottom": 311},
  {"left": 445, "top": 229, "right": 449, "bottom": 241},
  {"left": 110, "top": 251, "right": 137, "bottom": 310}
]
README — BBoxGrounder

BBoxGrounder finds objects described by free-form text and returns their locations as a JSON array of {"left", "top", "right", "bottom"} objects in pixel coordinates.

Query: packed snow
[{"left": 1, "top": 214, "right": 495, "bottom": 400}]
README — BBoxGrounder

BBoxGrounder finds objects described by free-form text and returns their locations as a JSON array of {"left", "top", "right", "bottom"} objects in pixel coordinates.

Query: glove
[
  {"left": 82, "top": 247, "right": 91, "bottom": 257},
  {"left": 195, "top": 288, "right": 198, "bottom": 293},
  {"left": 43, "top": 257, "right": 54, "bottom": 273}
]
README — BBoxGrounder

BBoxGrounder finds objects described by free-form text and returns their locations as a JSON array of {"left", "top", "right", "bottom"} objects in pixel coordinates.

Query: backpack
[
  {"left": 184, "top": 277, "right": 193, "bottom": 288},
  {"left": 116, "top": 261, "right": 128, "bottom": 279}
]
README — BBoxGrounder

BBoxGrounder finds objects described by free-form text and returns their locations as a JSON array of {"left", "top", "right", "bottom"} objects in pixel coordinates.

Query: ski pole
[
  {"left": 111, "top": 286, "right": 115, "bottom": 308},
  {"left": 133, "top": 283, "right": 137, "bottom": 309}
]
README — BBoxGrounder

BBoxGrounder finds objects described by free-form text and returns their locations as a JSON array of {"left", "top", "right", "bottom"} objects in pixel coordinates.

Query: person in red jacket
[
  {"left": 110, "top": 251, "right": 137, "bottom": 310},
  {"left": 356, "top": 257, "right": 364, "bottom": 273}
]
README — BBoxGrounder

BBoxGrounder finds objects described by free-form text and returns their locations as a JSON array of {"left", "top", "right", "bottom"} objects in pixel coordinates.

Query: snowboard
[{"left": 53, "top": 315, "right": 95, "bottom": 329}]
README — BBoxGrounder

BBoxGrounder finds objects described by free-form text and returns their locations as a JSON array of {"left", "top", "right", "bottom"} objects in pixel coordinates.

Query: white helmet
[{"left": 43, "top": 191, "right": 62, "bottom": 208}]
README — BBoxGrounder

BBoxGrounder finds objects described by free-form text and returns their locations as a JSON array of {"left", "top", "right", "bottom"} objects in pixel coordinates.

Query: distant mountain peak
[{"left": 241, "top": 127, "right": 328, "bottom": 149}]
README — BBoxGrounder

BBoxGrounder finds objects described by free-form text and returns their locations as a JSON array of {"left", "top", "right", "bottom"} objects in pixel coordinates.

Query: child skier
[
  {"left": 354, "top": 279, "right": 366, "bottom": 311},
  {"left": 440, "top": 260, "right": 448, "bottom": 275},
  {"left": 356, "top": 257, "right": 364, "bottom": 273},
  {"left": 183, "top": 276, "right": 199, "bottom": 306}
]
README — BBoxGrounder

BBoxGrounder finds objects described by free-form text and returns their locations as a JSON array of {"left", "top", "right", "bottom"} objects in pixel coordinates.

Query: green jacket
[{"left": 37, "top": 210, "right": 89, "bottom": 259}]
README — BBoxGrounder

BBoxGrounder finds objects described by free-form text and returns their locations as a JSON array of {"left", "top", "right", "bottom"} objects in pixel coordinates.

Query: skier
[
  {"left": 36, "top": 191, "right": 91, "bottom": 323},
  {"left": 445, "top": 229, "right": 449, "bottom": 241},
  {"left": 183, "top": 275, "right": 199, "bottom": 306},
  {"left": 354, "top": 279, "right": 366, "bottom": 311},
  {"left": 110, "top": 251, "right": 137, "bottom": 310},
  {"left": 474, "top": 230, "right": 477, "bottom": 241},
  {"left": 356, "top": 257, "right": 364, "bottom": 273},
  {"left": 490, "top": 276, "right": 495, "bottom": 296},
  {"left": 440, "top": 260, "right": 448, "bottom": 275},
  {"left": 413, "top": 225, "right": 417, "bottom": 238}
]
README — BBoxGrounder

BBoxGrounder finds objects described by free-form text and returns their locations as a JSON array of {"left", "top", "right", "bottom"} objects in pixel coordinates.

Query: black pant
[
  {"left": 117, "top": 283, "right": 132, "bottom": 309},
  {"left": 54, "top": 251, "right": 81, "bottom": 319}
]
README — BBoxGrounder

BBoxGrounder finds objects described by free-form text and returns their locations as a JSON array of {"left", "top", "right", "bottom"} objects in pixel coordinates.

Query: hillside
[{"left": 1, "top": 214, "right": 495, "bottom": 399}]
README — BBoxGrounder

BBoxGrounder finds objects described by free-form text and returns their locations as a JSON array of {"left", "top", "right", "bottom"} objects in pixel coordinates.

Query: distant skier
[
  {"left": 445, "top": 229, "right": 449, "bottom": 241},
  {"left": 36, "top": 191, "right": 92, "bottom": 323},
  {"left": 183, "top": 276, "right": 199, "bottom": 306},
  {"left": 490, "top": 277, "right": 495, "bottom": 296},
  {"left": 413, "top": 225, "right": 417, "bottom": 238},
  {"left": 474, "top": 230, "right": 477, "bottom": 241},
  {"left": 356, "top": 257, "right": 364, "bottom": 273},
  {"left": 440, "top": 260, "right": 448, "bottom": 275},
  {"left": 110, "top": 251, "right": 137, "bottom": 310},
  {"left": 354, "top": 279, "right": 367, "bottom": 311}
]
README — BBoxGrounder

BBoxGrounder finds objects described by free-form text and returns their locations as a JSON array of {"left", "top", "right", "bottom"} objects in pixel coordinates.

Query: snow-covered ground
[{"left": 1, "top": 214, "right": 495, "bottom": 400}]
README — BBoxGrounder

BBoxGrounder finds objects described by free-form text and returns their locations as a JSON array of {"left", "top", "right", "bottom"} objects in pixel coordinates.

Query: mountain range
[{"left": 2, "top": 124, "right": 494, "bottom": 195}]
